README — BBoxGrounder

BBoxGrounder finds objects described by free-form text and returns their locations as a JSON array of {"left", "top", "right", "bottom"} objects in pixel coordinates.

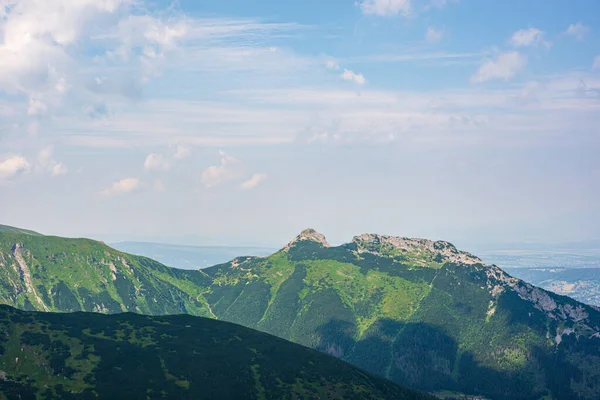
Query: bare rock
[{"left": 284, "top": 229, "right": 330, "bottom": 250}]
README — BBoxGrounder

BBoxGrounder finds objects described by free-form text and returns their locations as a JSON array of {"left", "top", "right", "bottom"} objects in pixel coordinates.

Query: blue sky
[{"left": 0, "top": 0, "right": 599, "bottom": 250}]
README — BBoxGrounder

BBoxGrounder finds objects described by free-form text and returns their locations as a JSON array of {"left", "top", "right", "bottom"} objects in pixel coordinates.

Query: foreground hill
[
  {"left": 0, "top": 305, "right": 427, "bottom": 399},
  {"left": 2, "top": 226, "right": 600, "bottom": 399}
]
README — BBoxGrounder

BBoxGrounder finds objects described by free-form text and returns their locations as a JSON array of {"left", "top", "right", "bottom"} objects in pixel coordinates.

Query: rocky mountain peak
[
  {"left": 284, "top": 228, "right": 330, "bottom": 250},
  {"left": 351, "top": 233, "right": 483, "bottom": 265}
]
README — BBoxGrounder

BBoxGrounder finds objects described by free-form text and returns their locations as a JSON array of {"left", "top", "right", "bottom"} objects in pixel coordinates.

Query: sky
[{"left": 0, "top": 0, "right": 599, "bottom": 250}]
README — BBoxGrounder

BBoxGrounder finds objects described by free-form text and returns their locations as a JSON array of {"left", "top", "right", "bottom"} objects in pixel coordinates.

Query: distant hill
[
  {"left": 109, "top": 241, "right": 276, "bottom": 270},
  {"left": 2, "top": 226, "right": 600, "bottom": 399},
  {"left": 480, "top": 250, "right": 600, "bottom": 269},
  {"left": 0, "top": 305, "right": 428, "bottom": 399},
  {"left": 505, "top": 267, "right": 600, "bottom": 306},
  {"left": 480, "top": 249, "right": 600, "bottom": 306}
]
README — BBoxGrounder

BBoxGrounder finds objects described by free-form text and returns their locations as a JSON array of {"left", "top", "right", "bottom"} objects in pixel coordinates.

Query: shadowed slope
[{"left": 0, "top": 305, "right": 431, "bottom": 399}]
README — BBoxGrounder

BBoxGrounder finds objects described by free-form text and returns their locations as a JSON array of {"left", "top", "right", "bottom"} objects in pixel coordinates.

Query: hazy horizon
[{"left": 3, "top": 221, "right": 600, "bottom": 256}]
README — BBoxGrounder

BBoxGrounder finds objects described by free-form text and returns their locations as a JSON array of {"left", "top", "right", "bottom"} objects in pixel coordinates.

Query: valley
[{"left": 480, "top": 249, "right": 600, "bottom": 307}]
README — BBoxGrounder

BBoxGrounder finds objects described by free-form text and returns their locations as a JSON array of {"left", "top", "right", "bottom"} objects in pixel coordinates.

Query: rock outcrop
[
  {"left": 350, "top": 233, "right": 483, "bottom": 265},
  {"left": 284, "top": 228, "right": 330, "bottom": 250}
]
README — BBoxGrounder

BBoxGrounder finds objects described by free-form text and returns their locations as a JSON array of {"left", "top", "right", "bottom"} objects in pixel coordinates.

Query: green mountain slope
[
  {"left": 0, "top": 232, "right": 212, "bottom": 316},
  {"left": 202, "top": 230, "right": 600, "bottom": 400},
  {"left": 0, "top": 305, "right": 429, "bottom": 400},
  {"left": 2, "top": 227, "right": 600, "bottom": 399}
]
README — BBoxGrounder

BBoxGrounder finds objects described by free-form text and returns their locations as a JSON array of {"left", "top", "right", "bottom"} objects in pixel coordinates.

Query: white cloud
[
  {"left": 510, "top": 28, "right": 547, "bottom": 47},
  {"left": 173, "top": 144, "right": 191, "bottom": 160},
  {"left": 50, "top": 163, "right": 68, "bottom": 177},
  {"left": 327, "top": 58, "right": 368, "bottom": 87},
  {"left": 565, "top": 22, "right": 590, "bottom": 40},
  {"left": 471, "top": 52, "right": 527, "bottom": 83},
  {"left": 0, "top": 0, "right": 188, "bottom": 120},
  {"left": 325, "top": 59, "right": 340, "bottom": 70},
  {"left": 144, "top": 153, "right": 171, "bottom": 171},
  {"left": 240, "top": 173, "right": 267, "bottom": 190},
  {"left": 100, "top": 177, "right": 141, "bottom": 196},
  {"left": 359, "top": 0, "right": 411, "bottom": 17},
  {"left": 28, "top": 98, "right": 49, "bottom": 116},
  {"left": 593, "top": 55, "right": 600, "bottom": 70},
  {"left": 0, "top": 155, "right": 30, "bottom": 181},
  {"left": 37, "top": 147, "right": 54, "bottom": 169},
  {"left": 107, "top": 14, "right": 189, "bottom": 82},
  {"left": 507, "top": 81, "right": 543, "bottom": 106},
  {"left": 144, "top": 143, "right": 190, "bottom": 171},
  {"left": 36, "top": 146, "right": 68, "bottom": 177},
  {"left": 39, "top": 69, "right": 600, "bottom": 151},
  {"left": 201, "top": 151, "right": 244, "bottom": 188},
  {"left": 425, "top": 27, "right": 443, "bottom": 43},
  {"left": 342, "top": 69, "right": 367, "bottom": 85},
  {"left": 350, "top": 50, "right": 484, "bottom": 65}
]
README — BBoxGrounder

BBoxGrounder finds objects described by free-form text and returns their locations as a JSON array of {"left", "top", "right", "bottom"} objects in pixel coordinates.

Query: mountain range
[{"left": 1, "top": 224, "right": 599, "bottom": 399}]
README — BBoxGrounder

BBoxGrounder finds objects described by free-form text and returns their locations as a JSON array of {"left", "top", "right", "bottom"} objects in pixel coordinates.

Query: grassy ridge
[{"left": 0, "top": 232, "right": 212, "bottom": 316}]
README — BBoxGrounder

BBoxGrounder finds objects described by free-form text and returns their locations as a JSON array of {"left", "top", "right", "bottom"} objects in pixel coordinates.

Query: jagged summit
[
  {"left": 281, "top": 230, "right": 483, "bottom": 265},
  {"left": 284, "top": 228, "right": 330, "bottom": 249},
  {"left": 350, "top": 233, "right": 483, "bottom": 265}
]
